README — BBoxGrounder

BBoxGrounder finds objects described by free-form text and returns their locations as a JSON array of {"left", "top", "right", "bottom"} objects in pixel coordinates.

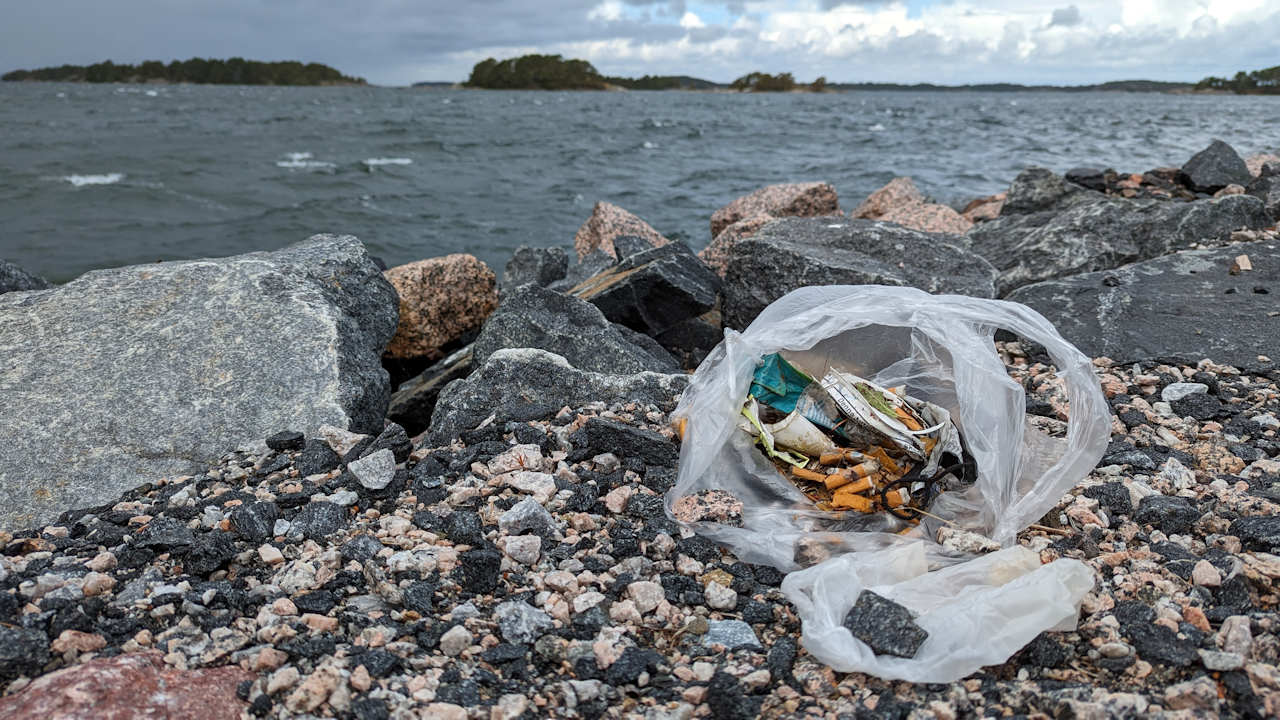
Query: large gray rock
[
  {"left": 0, "top": 235, "right": 398, "bottom": 530},
  {"left": 1179, "top": 139, "right": 1252, "bottom": 194},
  {"left": 721, "top": 217, "right": 997, "bottom": 330},
  {"left": 472, "top": 284, "right": 679, "bottom": 374},
  {"left": 502, "top": 246, "right": 568, "bottom": 289},
  {"left": 969, "top": 193, "right": 1271, "bottom": 295},
  {"left": 1002, "top": 166, "right": 1097, "bottom": 215},
  {"left": 427, "top": 348, "right": 688, "bottom": 445},
  {"left": 1247, "top": 175, "right": 1280, "bottom": 221},
  {"left": 1006, "top": 243, "right": 1279, "bottom": 367},
  {"left": 0, "top": 260, "right": 50, "bottom": 295},
  {"left": 571, "top": 241, "right": 721, "bottom": 336}
]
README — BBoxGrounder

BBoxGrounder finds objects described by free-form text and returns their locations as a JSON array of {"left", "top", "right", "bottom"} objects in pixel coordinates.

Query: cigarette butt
[
  {"left": 674, "top": 418, "right": 687, "bottom": 440},
  {"left": 841, "top": 474, "right": 880, "bottom": 494},
  {"left": 823, "top": 473, "right": 851, "bottom": 491},
  {"left": 818, "top": 452, "right": 844, "bottom": 466},
  {"left": 822, "top": 461, "right": 880, "bottom": 491},
  {"left": 868, "top": 447, "right": 901, "bottom": 476},
  {"left": 885, "top": 487, "right": 910, "bottom": 508},
  {"left": 831, "top": 488, "right": 874, "bottom": 512},
  {"left": 792, "top": 467, "right": 829, "bottom": 483}
]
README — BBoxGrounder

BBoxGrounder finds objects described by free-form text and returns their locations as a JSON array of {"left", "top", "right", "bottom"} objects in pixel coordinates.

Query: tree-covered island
[
  {"left": 464, "top": 54, "right": 825, "bottom": 91},
  {"left": 1195, "top": 65, "right": 1280, "bottom": 94},
  {"left": 2, "top": 58, "right": 365, "bottom": 85}
]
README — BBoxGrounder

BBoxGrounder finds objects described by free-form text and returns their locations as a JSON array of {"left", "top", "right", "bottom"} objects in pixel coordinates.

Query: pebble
[
  {"left": 349, "top": 448, "right": 397, "bottom": 490},
  {"left": 503, "top": 534, "right": 541, "bottom": 565},
  {"left": 257, "top": 544, "right": 284, "bottom": 564},
  {"left": 704, "top": 581, "right": 737, "bottom": 610},
  {"left": 1161, "top": 382, "right": 1209, "bottom": 402},
  {"left": 439, "top": 625, "right": 473, "bottom": 657},
  {"left": 702, "top": 620, "right": 761, "bottom": 651},
  {"left": 1191, "top": 559, "right": 1222, "bottom": 587}
]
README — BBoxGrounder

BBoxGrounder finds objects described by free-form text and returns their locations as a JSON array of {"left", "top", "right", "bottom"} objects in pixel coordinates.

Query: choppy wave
[
  {"left": 276, "top": 152, "right": 334, "bottom": 169},
  {"left": 363, "top": 157, "right": 413, "bottom": 166},
  {"left": 63, "top": 173, "right": 125, "bottom": 186}
]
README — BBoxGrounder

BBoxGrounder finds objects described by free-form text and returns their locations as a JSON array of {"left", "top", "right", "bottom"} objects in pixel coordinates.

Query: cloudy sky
[{"left": 2, "top": 0, "right": 1277, "bottom": 86}]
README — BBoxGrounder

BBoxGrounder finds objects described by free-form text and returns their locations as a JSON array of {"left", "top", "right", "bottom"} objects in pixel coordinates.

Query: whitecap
[
  {"left": 642, "top": 141, "right": 657, "bottom": 149},
  {"left": 276, "top": 160, "right": 335, "bottom": 169},
  {"left": 285, "top": 151, "right": 313, "bottom": 161},
  {"left": 363, "top": 157, "right": 412, "bottom": 166},
  {"left": 63, "top": 173, "right": 125, "bottom": 186},
  {"left": 56, "top": 92, "right": 66, "bottom": 98},
  {"left": 869, "top": 123, "right": 886, "bottom": 132},
  {"left": 145, "top": 90, "right": 158, "bottom": 97}
]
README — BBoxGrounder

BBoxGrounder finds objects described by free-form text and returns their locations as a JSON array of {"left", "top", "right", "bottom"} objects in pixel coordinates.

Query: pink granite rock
[
  {"left": 0, "top": 651, "right": 252, "bottom": 720},
  {"left": 572, "top": 201, "right": 669, "bottom": 260},
  {"left": 698, "top": 213, "right": 774, "bottom": 278},
  {"left": 962, "top": 193, "right": 1006, "bottom": 223},
  {"left": 383, "top": 254, "right": 499, "bottom": 361},
  {"left": 850, "top": 177, "right": 925, "bottom": 219},
  {"left": 851, "top": 177, "right": 974, "bottom": 233},
  {"left": 1246, "top": 153, "right": 1280, "bottom": 177},
  {"left": 878, "top": 202, "right": 973, "bottom": 234},
  {"left": 710, "top": 182, "right": 839, "bottom": 239}
]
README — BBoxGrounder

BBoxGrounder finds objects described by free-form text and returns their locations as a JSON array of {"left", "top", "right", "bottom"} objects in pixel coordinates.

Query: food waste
[{"left": 739, "top": 353, "right": 969, "bottom": 521}]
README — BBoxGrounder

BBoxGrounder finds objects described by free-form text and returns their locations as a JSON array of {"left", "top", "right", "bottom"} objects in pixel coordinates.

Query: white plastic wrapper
[{"left": 666, "top": 285, "right": 1110, "bottom": 681}]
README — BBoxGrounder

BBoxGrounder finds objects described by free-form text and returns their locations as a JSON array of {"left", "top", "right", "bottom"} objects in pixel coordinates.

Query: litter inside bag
[{"left": 665, "top": 286, "right": 1110, "bottom": 682}]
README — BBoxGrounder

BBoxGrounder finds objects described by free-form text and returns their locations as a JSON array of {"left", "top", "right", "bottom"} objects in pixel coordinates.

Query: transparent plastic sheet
[{"left": 665, "top": 286, "right": 1110, "bottom": 681}]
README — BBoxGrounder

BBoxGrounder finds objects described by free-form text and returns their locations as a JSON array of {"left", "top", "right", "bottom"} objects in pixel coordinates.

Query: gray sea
[{"left": 1, "top": 82, "right": 1277, "bottom": 282}]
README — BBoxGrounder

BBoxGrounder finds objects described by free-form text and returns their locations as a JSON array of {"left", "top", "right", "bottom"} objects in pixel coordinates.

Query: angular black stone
[
  {"left": 1134, "top": 495, "right": 1200, "bottom": 535},
  {"left": 842, "top": 590, "right": 928, "bottom": 658},
  {"left": 266, "top": 430, "right": 305, "bottom": 452},
  {"left": 229, "top": 501, "right": 279, "bottom": 543}
]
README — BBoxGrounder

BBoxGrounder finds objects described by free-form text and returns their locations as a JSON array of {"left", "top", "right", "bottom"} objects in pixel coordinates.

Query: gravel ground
[{"left": 1, "top": 343, "right": 1278, "bottom": 719}]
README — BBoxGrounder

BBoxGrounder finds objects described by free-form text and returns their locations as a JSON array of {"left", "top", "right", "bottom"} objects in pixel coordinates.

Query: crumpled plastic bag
[{"left": 666, "top": 285, "right": 1110, "bottom": 681}]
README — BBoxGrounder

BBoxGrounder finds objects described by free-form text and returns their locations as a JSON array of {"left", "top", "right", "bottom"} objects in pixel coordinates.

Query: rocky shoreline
[{"left": 0, "top": 139, "right": 1277, "bottom": 718}]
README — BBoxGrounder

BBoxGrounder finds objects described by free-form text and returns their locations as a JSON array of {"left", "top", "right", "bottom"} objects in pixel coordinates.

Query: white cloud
[
  {"left": 588, "top": 0, "right": 624, "bottom": 22},
  {"left": 679, "top": 10, "right": 706, "bottom": 28}
]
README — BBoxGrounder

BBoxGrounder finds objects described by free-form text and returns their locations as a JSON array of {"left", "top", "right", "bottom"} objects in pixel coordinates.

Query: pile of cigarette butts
[{"left": 740, "top": 353, "right": 970, "bottom": 521}]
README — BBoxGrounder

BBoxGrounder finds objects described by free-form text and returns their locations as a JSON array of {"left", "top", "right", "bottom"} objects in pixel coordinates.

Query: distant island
[
  {"left": 456, "top": 54, "right": 1202, "bottom": 93},
  {"left": 1195, "top": 65, "right": 1280, "bottom": 94},
  {"left": 2, "top": 58, "right": 365, "bottom": 85}
]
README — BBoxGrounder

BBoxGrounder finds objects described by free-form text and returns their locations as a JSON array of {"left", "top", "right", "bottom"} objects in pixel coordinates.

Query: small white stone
[
  {"left": 439, "top": 625, "right": 473, "bottom": 657},
  {"left": 592, "top": 453, "right": 621, "bottom": 473},
  {"left": 1161, "top": 382, "right": 1209, "bottom": 403},
  {"left": 573, "top": 591, "right": 607, "bottom": 613},
  {"left": 1199, "top": 649, "right": 1243, "bottom": 671},
  {"left": 258, "top": 544, "right": 285, "bottom": 565},
  {"left": 318, "top": 424, "right": 370, "bottom": 457},
  {"left": 502, "top": 471, "right": 557, "bottom": 503},
  {"left": 1099, "top": 642, "right": 1132, "bottom": 658},
  {"left": 488, "top": 444, "right": 544, "bottom": 475},
  {"left": 704, "top": 581, "right": 737, "bottom": 610}
]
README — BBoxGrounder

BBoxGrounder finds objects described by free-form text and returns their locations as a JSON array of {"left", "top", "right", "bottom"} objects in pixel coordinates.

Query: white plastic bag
[{"left": 666, "top": 285, "right": 1110, "bottom": 681}]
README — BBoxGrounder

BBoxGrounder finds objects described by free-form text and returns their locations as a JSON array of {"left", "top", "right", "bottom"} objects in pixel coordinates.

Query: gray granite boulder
[
  {"left": 472, "top": 284, "right": 679, "bottom": 374},
  {"left": 1179, "top": 139, "right": 1252, "bottom": 194},
  {"left": 968, "top": 193, "right": 1270, "bottom": 295},
  {"left": 0, "top": 260, "right": 50, "bottom": 295},
  {"left": 427, "top": 348, "right": 688, "bottom": 444},
  {"left": 720, "top": 217, "right": 997, "bottom": 330},
  {"left": 502, "top": 246, "right": 568, "bottom": 289},
  {"left": 1002, "top": 166, "right": 1098, "bottom": 215},
  {"left": 1006, "top": 243, "right": 1278, "bottom": 367},
  {"left": 0, "top": 235, "right": 398, "bottom": 530},
  {"left": 1247, "top": 175, "right": 1280, "bottom": 221}
]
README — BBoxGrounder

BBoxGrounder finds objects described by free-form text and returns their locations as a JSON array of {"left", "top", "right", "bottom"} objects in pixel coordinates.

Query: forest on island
[{"left": 2, "top": 58, "right": 365, "bottom": 85}]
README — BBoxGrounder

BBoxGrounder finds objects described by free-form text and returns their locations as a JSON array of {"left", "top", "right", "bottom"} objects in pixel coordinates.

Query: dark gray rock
[
  {"left": 1006, "top": 243, "right": 1279, "bottom": 367},
  {"left": 1179, "top": 139, "right": 1252, "bottom": 194},
  {"left": 1134, "top": 495, "right": 1200, "bottom": 535},
  {"left": 292, "top": 502, "right": 349, "bottom": 540},
  {"left": 968, "top": 193, "right": 1270, "bottom": 294},
  {"left": 549, "top": 249, "right": 616, "bottom": 293},
  {"left": 842, "top": 590, "right": 929, "bottom": 658},
  {"left": 1065, "top": 167, "right": 1111, "bottom": 193},
  {"left": 401, "top": 581, "right": 435, "bottom": 614},
  {"left": 568, "top": 417, "right": 679, "bottom": 466},
  {"left": 296, "top": 439, "right": 342, "bottom": 477},
  {"left": 266, "top": 431, "right": 305, "bottom": 452},
  {"left": 0, "top": 626, "right": 50, "bottom": 684},
  {"left": 0, "top": 235, "right": 398, "bottom": 531},
  {"left": 654, "top": 313, "right": 723, "bottom": 372},
  {"left": 361, "top": 422, "right": 412, "bottom": 464},
  {"left": 458, "top": 548, "right": 502, "bottom": 594},
  {"left": 612, "top": 323, "right": 681, "bottom": 370},
  {"left": 1003, "top": 166, "right": 1096, "bottom": 214},
  {"left": 427, "top": 348, "right": 688, "bottom": 444},
  {"left": 0, "top": 260, "right": 50, "bottom": 295},
  {"left": 1231, "top": 516, "right": 1280, "bottom": 552},
  {"left": 386, "top": 347, "right": 474, "bottom": 437},
  {"left": 572, "top": 241, "right": 721, "bottom": 336},
  {"left": 229, "top": 502, "right": 279, "bottom": 543},
  {"left": 721, "top": 217, "right": 997, "bottom": 330},
  {"left": 1247, "top": 175, "right": 1280, "bottom": 221},
  {"left": 472, "top": 284, "right": 679, "bottom": 375},
  {"left": 707, "top": 671, "right": 761, "bottom": 720},
  {"left": 502, "top": 246, "right": 568, "bottom": 288},
  {"left": 134, "top": 517, "right": 196, "bottom": 553},
  {"left": 1115, "top": 601, "right": 1198, "bottom": 667},
  {"left": 185, "top": 531, "right": 236, "bottom": 575}
]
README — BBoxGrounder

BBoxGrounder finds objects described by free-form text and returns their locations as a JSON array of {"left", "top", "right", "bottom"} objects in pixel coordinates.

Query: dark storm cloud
[{"left": 1049, "top": 5, "right": 1083, "bottom": 27}]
